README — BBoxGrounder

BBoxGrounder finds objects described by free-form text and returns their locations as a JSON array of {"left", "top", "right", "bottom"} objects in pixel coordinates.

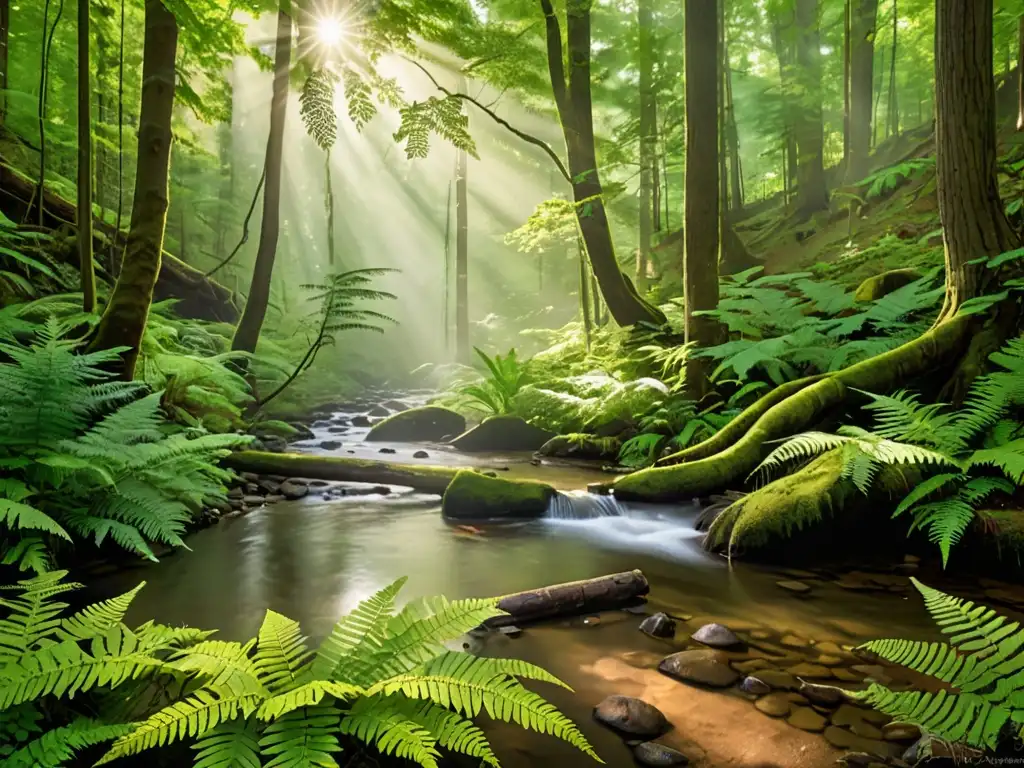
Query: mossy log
[
  {"left": 703, "top": 450, "right": 920, "bottom": 559},
  {"left": 223, "top": 451, "right": 459, "bottom": 494},
  {"left": 613, "top": 316, "right": 972, "bottom": 502},
  {"left": 853, "top": 268, "right": 923, "bottom": 302},
  {"left": 441, "top": 470, "right": 556, "bottom": 520},
  {"left": 485, "top": 570, "right": 650, "bottom": 628}
]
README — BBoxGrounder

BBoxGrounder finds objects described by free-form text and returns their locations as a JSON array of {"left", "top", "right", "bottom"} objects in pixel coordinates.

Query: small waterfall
[{"left": 546, "top": 490, "right": 624, "bottom": 520}]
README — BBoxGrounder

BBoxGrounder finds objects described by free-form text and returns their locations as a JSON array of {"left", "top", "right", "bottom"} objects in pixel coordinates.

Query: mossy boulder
[
  {"left": 853, "top": 268, "right": 922, "bottom": 302},
  {"left": 365, "top": 406, "right": 466, "bottom": 443},
  {"left": 537, "top": 434, "right": 621, "bottom": 461},
  {"left": 441, "top": 470, "right": 556, "bottom": 521},
  {"left": 511, "top": 386, "right": 589, "bottom": 432},
  {"left": 703, "top": 449, "right": 918, "bottom": 562},
  {"left": 450, "top": 415, "right": 556, "bottom": 453}
]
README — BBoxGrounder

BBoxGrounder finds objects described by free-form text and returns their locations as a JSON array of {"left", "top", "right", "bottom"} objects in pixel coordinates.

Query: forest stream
[{"left": 86, "top": 395, "right": 963, "bottom": 768}]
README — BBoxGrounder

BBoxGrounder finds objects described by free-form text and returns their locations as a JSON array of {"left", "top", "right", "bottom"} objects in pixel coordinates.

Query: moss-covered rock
[
  {"left": 441, "top": 470, "right": 556, "bottom": 520},
  {"left": 365, "top": 406, "right": 466, "bottom": 443},
  {"left": 703, "top": 449, "right": 918, "bottom": 561},
  {"left": 450, "top": 415, "right": 556, "bottom": 452},
  {"left": 853, "top": 268, "right": 922, "bottom": 302},
  {"left": 537, "top": 434, "right": 621, "bottom": 461},
  {"left": 511, "top": 386, "right": 590, "bottom": 433}
]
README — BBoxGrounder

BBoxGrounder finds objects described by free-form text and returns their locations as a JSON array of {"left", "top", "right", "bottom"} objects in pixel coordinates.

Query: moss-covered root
[
  {"left": 704, "top": 450, "right": 919, "bottom": 558},
  {"left": 223, "top": 451, "right": 459, "bottom": 494},
  {"left": 614, "top": 316, "right": 972, "bottom": 502},
  {"left": 442, "top": 470, "right": 556, "bottom": 521}
]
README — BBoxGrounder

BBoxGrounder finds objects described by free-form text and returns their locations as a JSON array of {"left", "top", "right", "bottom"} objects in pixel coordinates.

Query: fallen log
[
  {"left": 222, "top": 451, "right": 459, "bottom": 494},
  {"left": 485, "top": 570, "right": 650, "bottom": 628},
  {"left": 0, "top": 153, "right": 238, "bottom": 323}
]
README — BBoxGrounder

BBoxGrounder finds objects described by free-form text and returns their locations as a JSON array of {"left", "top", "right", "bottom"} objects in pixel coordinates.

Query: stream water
[{"left": 88, "top": 398, "right": 962, "bottom": 768}]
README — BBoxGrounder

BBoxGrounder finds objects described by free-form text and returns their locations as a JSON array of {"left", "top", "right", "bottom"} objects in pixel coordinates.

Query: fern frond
[
  {"left": 255, "top": 610, "right": 312, "bottom": 694},
  {"left": 4, "top": 718, "right": 132, "bottom": 768},
  {"left": 753, "top": 432, "right": 850, "bottom": 482},
  {"left": 258, "top": 705, "right": 342, "bottom": 768},
  {"left": 256, "top": 680, "right": 363, "bottom": 721},
  {"left": 340, "top": 697, "right": 442, "bottom": 768},
  {"left": 56, "top": 582, "right": 146, "bottom": 641},
  {"left": 300, "top": 69, "right": 340, "bottom": 152},
  {"left": 0, "top": 570, "right": 80, "bottom": 662},
  {"left": 192, "top": 719, "right": 262, "bottom": 768}
]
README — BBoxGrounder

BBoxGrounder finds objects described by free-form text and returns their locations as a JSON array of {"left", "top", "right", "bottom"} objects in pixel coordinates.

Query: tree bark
[
  {"left": 88, "top": 0, "right": 177, "bottom": 379},
  {"left": 793, "top": 0, "right": 829, "bottom": 217},
  {"left": 231, "top": 10, "right": 292, "bottom": 358},
  {"left": 77, "top": 0, "right": 96, "bottom": 313},
  {"left": 769, "top": 5, "right": 798, "bottom": 207},
  {"left": 845, "top": 0, "right": 878, "bottom": 181},
  {"left": 886, "top": 0, "right": 899, "bottom": 138},
  {"left": 579, "top": 237, "right": 592, "bottom": 348},
  {"left": 843, "top": 0, "right": 850, "bottom": 167},
  {"left": 0, "top": 0, "right": 7, "bottom": 123},
  {"left": 1017, "top": 16, "right": 1023, "bottom": 132},
  {"left": 725, "top": 38, "right": 743, "bottom": 213},
  {"left": 684, "top": 0, "right": 724, "bottom": 398},
  {"left": 935, "top": 0, "right": 1019, "bottom": 320},
  {"left": 539, "top": 0, "right": 665, "bottom": 327},
  {"left": 637, "top": 0, "right": 654, "bottom": 293},
  {"left": 485, "top": 570, "right": 650, "bottom": 628},
  {"left": 455, "top": 74, "right": 470, "bottom": 363}
]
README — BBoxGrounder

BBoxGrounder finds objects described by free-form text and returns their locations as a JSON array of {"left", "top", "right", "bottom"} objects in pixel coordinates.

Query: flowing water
[{"left": 87, "top": 401, "right": 965, "bottom": 767}]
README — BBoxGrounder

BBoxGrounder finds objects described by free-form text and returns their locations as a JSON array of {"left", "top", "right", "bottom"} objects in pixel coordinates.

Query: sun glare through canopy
[{"left": 315, "top": 16, "right": 347, "bottom": 48}]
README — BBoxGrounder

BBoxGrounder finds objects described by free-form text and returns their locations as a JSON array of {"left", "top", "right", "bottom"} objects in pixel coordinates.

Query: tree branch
[
  {"left": 404, "top": 57, "right": 571, "bottom": 183},
  {"left": 538, "top": 0, "right": 571, "bottom": 123}
]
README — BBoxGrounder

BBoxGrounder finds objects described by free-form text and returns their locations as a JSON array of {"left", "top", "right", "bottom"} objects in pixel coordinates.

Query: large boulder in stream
[
  {"left": 441, "top": 470, "right": 556, "bottom": 521},
  {"left": 365, "top": 406, "right": 465, "bottom": 443},
  {"left": 537, "top": 433, "right": 622, "bottom": 461},
  {"left": 450, "top": 415, "right": 556, "bottom": 453}
]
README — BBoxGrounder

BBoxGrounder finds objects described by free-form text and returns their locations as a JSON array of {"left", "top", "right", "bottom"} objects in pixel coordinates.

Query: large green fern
[{"left": 852, "top": 578, "right": 1024, "bottom": 751}]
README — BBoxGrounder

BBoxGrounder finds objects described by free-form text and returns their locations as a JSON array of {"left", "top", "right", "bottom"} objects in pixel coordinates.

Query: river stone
[
  {"left": 279, "top": 480, "right": 308, "bottom": 500},
  {"left": 752, "top": 669, "right": 798, "bottom": 690},
  {"left": 881, "top": 722, "right": 920, "bottom": 742},
  {"left": 242, "top": 495, "right": 265, "bottom": 506},
  {"left": 787, "top": 706, "right": 828, "bottom": 732},
  {"left": 780, "top": 634, "right": 809, "bottom": 648},
  {"left": 658, "top": 650, "right": 739, "bottom": 688},
  {"left": 441, "top": 470, "right": 556, "bottom": 521},
  {"left": 777, "top": 580, "right": 812, "bottom": 594},
  {"left": 378, "top": 447, "right": 396, "bottom": 454},
  {"left": 754, "top": 693, "right": 791, "bottom": 717},
  {"left": 592, "top": 695, "right": 668, "bottom": 737},
  {"left": 732, "top": 659, "right": 773, "bottom": 674},
  {"left": 367, "top": 405, "right": 390, "bottom": 417},
  {"left": 824, "top": 726, "right": 895, "bottom": 758},
  {"left": 538, "top": 434, "right": 621, "bottom": 461},
  {"left": 740, "top": 676, "right": 771, "bottom": 695},
  {"left": 787, "top": 662, "right": 833, "bottom": 678},
  {"left": 413, "top": 450, "right": 429, "bottom": 458},
  {"left": 350, "top": 415, "right": 372, "bottom": 427},
  {"left": 366, "top": 406, "right": 465, "bottom": 442},
  {"left": 691, "top": 623, "right": 741, "bottom": 648},
  {"left": 632, "top": 742, "right": 689, "bottom": 766},
  {"left": 798, "top": 681, "right": 844, "bottom": 706},
  {"left": 382, "top": 399, "right": 409, "bottom": 412},
  {"left": 639, "top": 612, "right": 676, "bottom": 639},
  {"left": 327, "top": 426, "right": 348, "bottom": 433},
  {"left": 848, "top": 720, "right": 883, "bottom": 739},
  {"left": 831, "top": 668, "right": 862, "bottom": 682},
  {"left": 318, "top": 440, "right": 342, "bottom": 450},
  {"left": 450, "top": 415, "right": 556, "bottom": 453}
]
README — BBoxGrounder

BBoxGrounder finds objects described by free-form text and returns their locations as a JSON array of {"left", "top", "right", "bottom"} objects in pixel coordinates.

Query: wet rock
[
  {"left": 831, "top": 704, "right": 890, "bottom": 729},
  {"left": 451, "top": 415, "right": 556, "bottom": 453},
  {"left": 241, "top": 472, "right": 260, "bottom": 482},
  {"left": 798, "top": 681, "right": 844, "bottom": 706},
  {"left": 831, "top": 668, "right": 863, "bottom": 682},
  {"left": 817, "top": 654, "right": 843, "bottom": 666},
  {"left": 750, "top": 629, "right": 773, "bottom": 640},
  {"left": 754, "top": 693, "right": 791, "bottom": 717},
  {"left": 752, "top": 669, "right": 798, "bottom": 690},
  {"left": 658, "top": 650, "right": 739, "bottom": 688},
  {"left": 367, "top": 405, "right": 390, "bottom": 417},
  {"left": 780, "top": 634, "right": 809, "bottom": 648},
  {"left": 308, "top": 480, "right": 330, "bottom": 487},
  {"left": 228, "top": 487, "right": 243, "bottom": 499},
  {"left": 332, "top": 417, "right": 351, "bottom": 426},
  {"left": 691, "top": 623, "right": 741, "bottom": 649},
  {"left": 319, "top": 440, "right": 342, "bottom": 450},
  {"left": 632, "top": 742, "right": 689, "bottom": 766},
  {"left": 498, "top": 626, "right": 522, "bottom": 638},
  {"left": 441, "top": 471, "right": 556, "bottom": 521},
  {"left": 740, "top": 676, "right": 771, "bottom": 695},
  {"left": 366, "top": 406, "right": 466, "bottom": 443},
  {"left": 279, "top": 480, "right": 308, "bottom": 500},
  {"left": 732, "top": 659, "right": 774, "bottom": 674},
  {"left": 413, "top": 450, "right": 429, "bottom": 458},
  {"left": 639, "top": 612, "right": 676, "bottom": 639},
  {"left": 350, "top": 415, "right": 372, "bottom": 427},
  {"left": 824, "top": 726, "right": 895, "bottom": 759},
  {"left": 851, "top": 665, "right": 894, "bottom": 685},
  {"left": 848, "top": 721, "right": 883, "bottom": 739},
  {"left": 378, "top": 447, "right": 397, "bottom": 454},
  {"left": 327, "top": 426, "right": 348, "bottom": 434},
  {"left": 264, "top": 494, "right": 284, "bottom": 503},
  {"left": 882, "top": 723, "right": 920, "bottom": 742},
  {"left": 787, "top": 706, "right": 827, "bottom": 732},
  {"left": 777, "top": 580, "right": 812, "bottom": 594},
  {"left": 242, "top": 495, "right": 265, "bottom": 506},
  {"left": 245, "top": 482, "right": 259, "bottom": 493},
  {"left": 257, "top": 478, "right": 281, "bottom": 494},
  {"left": 815, "top": 641, "right": 844, "bottom": 655},
  {"left": 592, "top": 695, "right": 668, "bottom": 737},
  {"left": 787, "top": 662, "right": 833, "bottom": 678},
  {"left": 538, "top": 434, "right": 621, "bottom": 461},
  {"left": 382, "top": 399, "right": 409, "bottom": 412},
  {"left": 261, "top": 437, "right": 288, "bottom": 452},
  {"left": 313, "top": 419, "right": 332, "bottom": 428}
]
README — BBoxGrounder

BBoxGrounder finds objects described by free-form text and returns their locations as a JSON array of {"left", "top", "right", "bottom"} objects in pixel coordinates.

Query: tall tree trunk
[
  {"left": 455, "top": 74, "right": 470, "bottom": 363},
  {"left": 935, "top": 0, "right": 1018, "bottom": 320},
  {"left": 1017, "top": 16, "right": 1023, "bottom": 132},
  {"left": 0, "top": 0, "right": 7, "bottom": 123},
  {"left": 88, "top": 0, "right": 177, "bottom": 378},
  {"left": 842, "top": 0, "right": 850, "bottom": 168},
  {"left": 717, "top": 0, "right": 729, "bottom": 220},
  {"left": 684, "top": 0, "right": 723, "bottom": 397},
  {"left": 769, "top": 6, "right": 798, "bottom": 208},
  {"left": 872, "top": 45, "right": 885, "bottom": 148},
  {"left": 846, "top": 0, "right": 878, "bottom": 181},
  {"left": 652, "top": 101, "right": 662, "bottom": 233},
  {"left": 725, "top": 38, "right": 743, "bottom": 213},
  {"left": 77, "top": 0, "right": 96, "bottom": 312},
  {"left": 886, "top": 0, "right": 898, "bottom": 138},
  {"left": 793, "top": 0, "right": 829, "bottom": 217},
  {"left": 231, "top": 9, "right": 291, "bottom": 358},
  {"left": 637, "top": 0, "right": 654, "bottom": 293},
  {"left": 579, "top": 237, "right": 591, "bottom": 350},
  {"left": 539, "top": 0, "right": 665, "bottom": 327}
]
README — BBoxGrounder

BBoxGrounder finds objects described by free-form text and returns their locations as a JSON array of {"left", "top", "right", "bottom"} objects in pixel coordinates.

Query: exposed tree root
[{"left": 612, "top": 316, "right": 973, "bottom": 502}]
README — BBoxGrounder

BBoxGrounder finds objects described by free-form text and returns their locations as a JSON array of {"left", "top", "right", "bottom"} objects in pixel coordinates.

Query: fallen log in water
[
  {"left": 485, "top": 570, "right": 650, "bottom": 628},
  {"left": 222, "top": 451, "right": 459, "bottom": 495}
]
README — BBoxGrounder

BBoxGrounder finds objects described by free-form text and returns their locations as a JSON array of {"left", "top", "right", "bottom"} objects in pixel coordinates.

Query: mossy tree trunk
[
  {"left": 611, "top": 0, "right": 1020, "bottom": 506},
  {"left": 636, "top": 0, "right": 654, "bottom": 294},
  {"left": 539, "top": 0, "right": 666, "bottom": 328},
  {"left": 455, "top": 74, "right": 470, "bottom": 363},
  {"left": 231, "top": 9, "right": 292, "bottom": 360},
  {"left": 683, "top": 0, "right": 724, "bottom": 398},
  {"left": 845, "top": 0, "right": 878, "bottom": 182},
  {"left": 934, "top": 0, "right": 1019, "bottom": 322},
  {"left": 77, "top": 0, "right": 96, "bottom": 313},
  {"left": 1, "top": 0, "right": 9, "bottom": 123},
  {"left": 793, "top": 0, "right": 829, "bottom": 217},
  {"left": 88, "top": 0, "right": 177, "bottom": 379}
]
